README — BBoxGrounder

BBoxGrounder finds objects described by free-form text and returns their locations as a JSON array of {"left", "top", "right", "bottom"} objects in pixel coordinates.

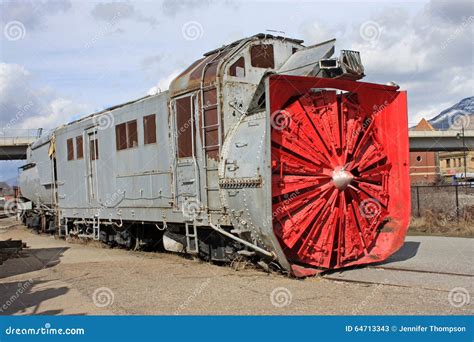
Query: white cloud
[
  {"left": 0, "top": 63, "right": 89, "bottom": 130},
  {"left": 0, "top": 0, "right": 72, "bottom": 30},
  {"left": 147, "top": 69, "right": 181, "bottom": 95},
  {"left": 20, "top": 97, "right": 86, "bottom": 129},
  {"left": 90, "top": 2, "right": 158, "bottom": 27},
  {"left": 299, "top": 0, "right": 473, "bottom": 122}
]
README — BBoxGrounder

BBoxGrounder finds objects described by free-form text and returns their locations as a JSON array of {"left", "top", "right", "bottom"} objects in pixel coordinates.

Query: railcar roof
[
  {"left": 169, "top": 33, "right": 304, "bottom": 97},
  {"left": 51, "top": 33, "right": 304, "bottom": 135}
]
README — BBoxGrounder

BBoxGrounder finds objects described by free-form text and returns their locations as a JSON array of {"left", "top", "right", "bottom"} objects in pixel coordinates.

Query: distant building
[
  {"left": 439, "top": 150, "right": 474, "bottom": 183},
  {"left": 409, "top": 119, "right": 440, "bottom": 185}
]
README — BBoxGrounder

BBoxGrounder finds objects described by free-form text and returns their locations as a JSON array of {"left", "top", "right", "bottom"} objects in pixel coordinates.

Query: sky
[{"left": 0, "top": 0, "right": 473, "bottom": 182}]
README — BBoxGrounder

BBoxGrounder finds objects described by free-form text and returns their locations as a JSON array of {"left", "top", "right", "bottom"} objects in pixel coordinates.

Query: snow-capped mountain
[{"left": 428, "top": 97, "right": 474, "bottom": 130}]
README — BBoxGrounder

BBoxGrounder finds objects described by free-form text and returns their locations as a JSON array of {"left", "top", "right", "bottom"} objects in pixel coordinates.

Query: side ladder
[
  {"left": 185, "top": 221, "right": 199, "bottom": 254},
  {"left": 200, "top": 57, "right": 222, "bottom": 212}
]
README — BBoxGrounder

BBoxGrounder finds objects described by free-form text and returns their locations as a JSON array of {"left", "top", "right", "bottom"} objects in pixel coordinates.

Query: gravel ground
[{"left": 0, "top": 217, "right": 472, "bottom": 315}]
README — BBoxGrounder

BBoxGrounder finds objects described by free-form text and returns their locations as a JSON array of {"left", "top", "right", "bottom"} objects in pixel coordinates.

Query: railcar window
[
  {"left": 176, "top": 96, "right": 193, "bottom": 158},
  {"left": 115, "top": 120, "right": 138, "bottom": 150},
  {"left": 116, "top": 123, "right": 127, "bottom": 150},
  {"left": 127, "top": 120, "right": 138, "bottom": 148},
  {"left": 76, "top": 136, "right": 83, "bottom": 159},
  {"left": 67, "top": 138, "right": 74, "bottom": 161},
  {"left": 229, "top": 57, "right": 245, "bottom": 77},
  {"left": 250, "top": 44, "right": 274, "bottom": 68},
  {"left": 143, "top": 114, "right": 157, "bottom": 144},
  {"left": 90, "top": 138, "right": 99, "bottom": 160}
]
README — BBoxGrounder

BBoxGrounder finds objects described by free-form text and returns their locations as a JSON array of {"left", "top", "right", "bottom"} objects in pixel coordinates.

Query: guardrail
[{"left": 0, "top": 129, "right": 48, "bottom": 145}]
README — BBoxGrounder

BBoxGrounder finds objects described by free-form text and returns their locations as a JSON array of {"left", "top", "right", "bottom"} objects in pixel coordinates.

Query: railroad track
[{"left": 321, "top": 235, "right": 473, "bottom": 294}]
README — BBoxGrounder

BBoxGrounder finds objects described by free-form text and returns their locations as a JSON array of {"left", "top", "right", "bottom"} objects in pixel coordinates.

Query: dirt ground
[{"left": 0, "top": 217, "right": 472, "bottom": 315}]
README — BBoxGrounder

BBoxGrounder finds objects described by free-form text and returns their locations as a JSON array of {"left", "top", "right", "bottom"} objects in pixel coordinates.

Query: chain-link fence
[{"left": 411, "top": 184, "right": 474, "bottom": 223}]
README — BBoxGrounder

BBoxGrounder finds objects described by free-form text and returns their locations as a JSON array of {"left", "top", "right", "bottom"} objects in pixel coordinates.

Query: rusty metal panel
[
  {"left": 203, "top": 88, "right": 217, "bottom": 106},
  {"left": 76, "top": 135, "right": 83, "bottom": 159},
  {"left": 143, "top": 114, "right": 156, "bottom": 144},
  {"left": 169, "top": 50, "right": 231, "bottom": 97},
  {"left": 204, "top": 108, "right": 218, "bottom": 126},
  {"left": 176, "top": 96, "right": 193, "bottom": 158},
  {"left": 205, "top": 128, "right": 219, "bottom": 159}
]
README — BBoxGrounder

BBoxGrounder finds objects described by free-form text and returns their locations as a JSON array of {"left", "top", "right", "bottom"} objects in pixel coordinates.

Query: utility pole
[
  {"left": 457, "top": 126, "right": 468, "bottom": 183},
  {"left": 462, "top": 126, "right": 467, "bottom": 183}
]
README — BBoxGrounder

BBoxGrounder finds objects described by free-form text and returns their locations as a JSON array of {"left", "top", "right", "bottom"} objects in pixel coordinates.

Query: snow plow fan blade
[{"left": 269, "top": 75, "right": 410, "bottom": 274}]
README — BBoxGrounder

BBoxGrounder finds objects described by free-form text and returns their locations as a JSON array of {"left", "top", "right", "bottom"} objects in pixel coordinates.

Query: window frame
[
  {"left": 127, "top": 120, "right": 138, "bottom": 149},
  {"left": 250, "top": 44, "right": 275, "bottom": 69},
  {"left": 67, "top": 138, "right": 74, "bottom": 161},
  {"left": 175, "top": 96, "right": 193, "bottom": 159},
  {"left": 143, "top": 114, "right": 157, "bottom": 145},
  {"left": 115, "top": 119, "right": 138, "bottom": 151},
  {"left": 76, "top": 135, "right": 84, "bottom": 159},
  {"left": 229, "top": 56, "right": 246, "bottom": 77},
  {"left": 90, "top": 138, "right": 99, "bottom": 160}
]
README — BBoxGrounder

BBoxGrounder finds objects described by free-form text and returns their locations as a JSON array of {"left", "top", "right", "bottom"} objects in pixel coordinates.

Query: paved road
[
  {"left": 0, "top": 218, "right": 472, "bottom": 315},
  {"left": 325, "top": 236, "right": 474, "bottom": 292}
]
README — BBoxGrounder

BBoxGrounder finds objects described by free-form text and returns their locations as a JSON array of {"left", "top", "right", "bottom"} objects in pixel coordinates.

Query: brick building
[{"left": 409, "top": 119, "right": 440, "bottom": 185}]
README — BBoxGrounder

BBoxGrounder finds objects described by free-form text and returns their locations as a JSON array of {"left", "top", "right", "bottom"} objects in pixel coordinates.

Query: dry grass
[{"left": 409, "top": 206, "right": 474, "bottom": 237}]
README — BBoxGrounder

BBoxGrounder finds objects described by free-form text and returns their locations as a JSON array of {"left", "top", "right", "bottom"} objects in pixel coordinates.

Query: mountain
[{"left": 428, "top": 97, "right": 474, "bottom": 130}]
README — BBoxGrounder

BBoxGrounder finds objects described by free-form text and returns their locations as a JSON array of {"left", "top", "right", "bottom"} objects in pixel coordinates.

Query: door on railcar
[
  {"left": 86, "top": 129, "right": 99, "bottom": 204},
  {"left": 171, "top": 94, "right": 201, "bottom": 219}
]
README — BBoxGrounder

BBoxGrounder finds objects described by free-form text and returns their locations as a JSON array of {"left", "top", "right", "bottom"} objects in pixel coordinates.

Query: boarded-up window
[
  {"left": 229, "top": 57, "right": 245, "bottom": 77},
  {"left": 90, "top": 138, "right": 99, "bottom": 160},
  {"left": 67, "top": 138, "right": 74, "bottom": 161},
  {"left": 176, "top": 96, "right": 193, "bottom": 158},
  {"left": 115, "top": 123, "right": 127, "bottom": 150},
  {"left": 250, "top": 44, "right": 274, "bottom": 68},
  {"left": 127, "top": 120, "right": 138, "bottom": 148},
  {"left": 76, "top": 136, "right": 83, "bottom": 159},
  {"left": 143, "top": 114, "right": 156, "bottom": 144},
  {"left": 115, "top": 120, "right": 138, "bottom": 150}
]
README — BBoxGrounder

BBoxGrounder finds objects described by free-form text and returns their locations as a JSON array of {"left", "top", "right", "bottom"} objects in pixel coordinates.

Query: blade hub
[{"left": 331, "top": 167, "right": 353, "bottom": 190}]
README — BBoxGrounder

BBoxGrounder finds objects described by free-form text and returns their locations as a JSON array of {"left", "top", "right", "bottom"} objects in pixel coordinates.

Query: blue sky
[{"left": 0, "top": 0, "right": 473, "bottom": 182}]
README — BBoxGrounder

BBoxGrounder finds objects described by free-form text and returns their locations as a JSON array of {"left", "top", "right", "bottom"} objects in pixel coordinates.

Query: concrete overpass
[
  {"left": 409, "top": 130, "right": 474, "bottom": 152},
  {"left": 0, "top": 129, "right": 42, "bottom": 160},
  {"left": 0, "top": 129, "right": 472, "bottom": 160}
]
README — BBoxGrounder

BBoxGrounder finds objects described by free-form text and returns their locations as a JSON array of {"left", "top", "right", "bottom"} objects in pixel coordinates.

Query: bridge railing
[{"left": 0, "top": 129, "right": 49, "bottom": 145}]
